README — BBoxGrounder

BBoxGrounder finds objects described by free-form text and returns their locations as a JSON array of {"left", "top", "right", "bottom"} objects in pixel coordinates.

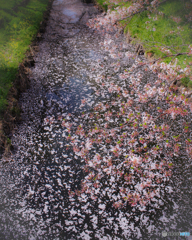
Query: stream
[{"left": 0, "top": 0, "right": 192, "bottom": 239}]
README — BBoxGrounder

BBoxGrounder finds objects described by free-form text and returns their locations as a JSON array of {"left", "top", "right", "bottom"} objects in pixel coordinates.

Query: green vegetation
[
  {"left": 0, "top": 0, "right": 50, "bottom": 115},
  {"left": 96, "top": 0, "right": 108, "bottom": 11},
  {"left": 95, "top": 0, "right": 192, "bottom": 88},
  {"left": 124, "top": 0, "right": 192, "bottom": 66}
]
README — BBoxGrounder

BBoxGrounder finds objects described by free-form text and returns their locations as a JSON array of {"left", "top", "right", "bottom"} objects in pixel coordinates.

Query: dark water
[{"left": 0, "top": 0, "right": 192, "bottom": 239}]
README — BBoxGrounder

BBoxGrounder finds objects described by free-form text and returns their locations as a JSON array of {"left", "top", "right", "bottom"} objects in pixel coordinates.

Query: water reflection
[{"left": 63, "top": 9, "right": 80, "bottom": 23}]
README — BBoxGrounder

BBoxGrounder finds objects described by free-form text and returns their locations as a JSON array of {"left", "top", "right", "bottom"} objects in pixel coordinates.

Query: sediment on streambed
[{"left": 0, "top": 0, "right": 54, "bottom": 158}]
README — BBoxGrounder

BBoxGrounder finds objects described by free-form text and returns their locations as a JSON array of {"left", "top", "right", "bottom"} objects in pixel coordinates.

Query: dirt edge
[{"left": 0, "top": 0, "right": 54, "bottom": 158}]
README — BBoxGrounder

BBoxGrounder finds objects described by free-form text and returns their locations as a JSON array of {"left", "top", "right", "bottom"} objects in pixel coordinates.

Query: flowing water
[{"left": 0, "top": 0, "right": 192, "bottom": 239}]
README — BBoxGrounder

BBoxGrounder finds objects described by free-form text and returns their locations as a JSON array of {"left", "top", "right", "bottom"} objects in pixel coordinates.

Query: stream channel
[{"left": 0, "top": 0, "right": 192, "bottom": 239}]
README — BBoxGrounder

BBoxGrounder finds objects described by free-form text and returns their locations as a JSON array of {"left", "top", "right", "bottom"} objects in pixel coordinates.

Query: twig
[
  {"left": 152, "top": 52, "right": 188, "bottom": 63},
  {"left": 144, "top": 40, "right": 179, "bottom": 54},
  {"left": 129, "top": 52, "right": 190, "bottom": 72},
  {"left": 116, "top": 0, "right": 168, "bottom": 24},
  {"left": 116, "top": 8, "right": 147, "bottom": 23}
]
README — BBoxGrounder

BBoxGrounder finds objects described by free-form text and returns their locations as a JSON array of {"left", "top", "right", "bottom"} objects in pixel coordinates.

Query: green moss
[
  {"left": 95, "top": 0, "right": 108, "bottom": 11},
  {"left": 188, "top": 81, "right": 192, "bottom": 88},
  {"left": 123, "top": 0, "right": 192, "bottom": 69},
  {"left": 181, "top": 77, "right": 192, "bottom": 88},
  {"left": 6, "top": 137, "right": 11, "bottom": 146}
]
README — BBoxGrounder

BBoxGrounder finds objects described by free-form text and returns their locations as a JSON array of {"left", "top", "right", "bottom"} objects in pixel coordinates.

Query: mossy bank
[
  {"left": 95, "top": 0, "right": 192, "bottom": 88},
  {"left": 0, "top": 0, "right": 54, "bottom": 156}
]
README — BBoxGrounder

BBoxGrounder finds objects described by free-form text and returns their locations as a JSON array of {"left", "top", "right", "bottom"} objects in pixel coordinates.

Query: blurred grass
[{"left": 0, "top": 0, "right": 50, "bottom": 115}]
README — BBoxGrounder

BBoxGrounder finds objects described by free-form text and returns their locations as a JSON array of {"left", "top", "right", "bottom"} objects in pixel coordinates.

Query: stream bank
[{"left": 0, "top": 0, "right": 54, "bottom": 158}]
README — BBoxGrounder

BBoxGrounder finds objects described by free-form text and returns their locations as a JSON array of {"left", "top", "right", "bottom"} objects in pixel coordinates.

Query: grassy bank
[
  {"left": 95, "top": 0, "right": 192, "bottom": 88},
  {"left": 0, "top": 0, "right": 50, "bottom": 115}
]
